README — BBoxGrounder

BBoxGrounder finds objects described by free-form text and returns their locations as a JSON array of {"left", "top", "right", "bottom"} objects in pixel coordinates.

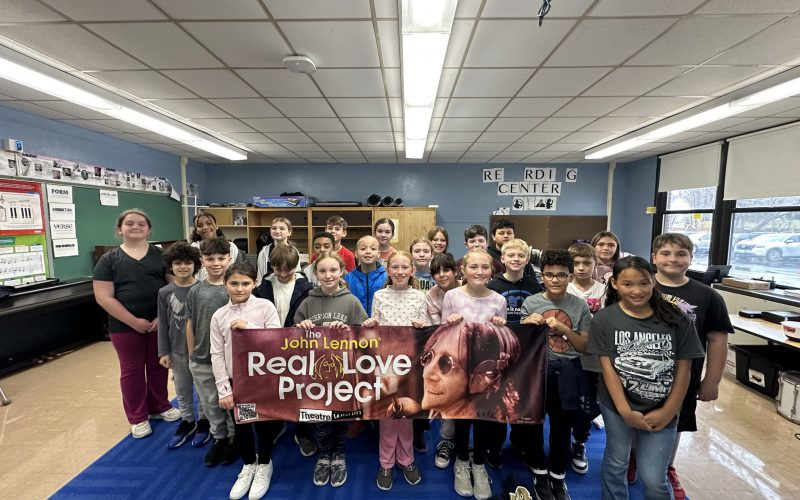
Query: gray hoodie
[{"left": 293, "top": 285, "right": 368, "bottom": 326}]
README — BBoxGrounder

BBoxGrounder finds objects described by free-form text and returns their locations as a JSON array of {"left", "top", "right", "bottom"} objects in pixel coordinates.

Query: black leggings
[
  {"left": 455, "top": 419, "right": 491, "bottom": 464},
  {"left": 229, "top": 410, "right": 283, "bottom": 465}
]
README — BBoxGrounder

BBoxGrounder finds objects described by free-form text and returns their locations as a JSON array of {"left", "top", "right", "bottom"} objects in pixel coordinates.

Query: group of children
[{"left": 93, "top": 210, "right": 731, "bottom": 500}]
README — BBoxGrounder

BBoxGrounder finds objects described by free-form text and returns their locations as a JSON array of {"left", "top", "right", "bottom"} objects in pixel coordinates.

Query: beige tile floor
[{"left": 1, "top": 341, "right": 799, "bottom": 499}]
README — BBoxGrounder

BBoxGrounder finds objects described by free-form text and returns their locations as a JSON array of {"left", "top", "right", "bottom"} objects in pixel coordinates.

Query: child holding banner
[
  {"left": 586, "top": 256, "right": 704, "bottom": 500},
  {"left": 441, "top": 249, "right": 507, "bottom": 500},
  {"left": 211, "top": 262, "right": 282, "bottom": 500},
  {"left": 294, "top": 252, "right": 368, "bottom": 489},
  {"left": 362, "top": 251, "right": 429, "bottom": 491}
]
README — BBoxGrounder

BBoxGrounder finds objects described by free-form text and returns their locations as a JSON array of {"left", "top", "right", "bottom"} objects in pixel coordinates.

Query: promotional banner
[{"left": 231, "top": 323, "right": 547, "bottom": 425}]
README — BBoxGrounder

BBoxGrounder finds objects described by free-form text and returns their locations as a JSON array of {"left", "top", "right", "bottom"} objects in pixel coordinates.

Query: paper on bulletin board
[
  {"left": 52, "top": 238, "right": 79, "bottom": 258},
  {"left": 100, "top": 189, "right": 119, "bottom": 206},
  {"left": 0, "top": 235, "right": 48, "bottom": 284},
  {"left": 46, "top": 184, "right": 73, "bottom": 203},
  {"left": 50, "top": 220, "right": 76, "bottom": 239},
  {"left": 49, "top": 203, "right": 76, "bottom": 221},
  {"left": 0, "top": 179, "right": 46, "bottom": 234}
]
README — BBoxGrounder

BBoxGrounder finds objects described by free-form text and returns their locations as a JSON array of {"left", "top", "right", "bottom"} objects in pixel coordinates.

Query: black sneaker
[
  {"left": 532, "top": 471, "right": 555, "bottom": 500},
  {"left": 413, "top": 431, "right": 427, "bottom": 453},
  {"left": 571, "top": 442, "right": 588, "bottom": 474},
  {"left": 205, "top": 438, "right": 226, "bottom": 467},
  {"left": 549, "top": 476, "right": 571, "bottom": 500},
  {"left": 434, "top": 439, "right": 455, "bottom": 469},
  {"left": 294, "top": 433, "right": 318, "bottom": 457},
  {"left": 192, "top": 418, "right": 211, "bottom": 447},
  {"left": 167, "top": 419, "right": 196, "bottom": 450},
  {"left": 486, "top": 450, "right": 503, "bottom": 470},
  {"left": 221, "top": 436, "right": 240, "bottom": 465}
]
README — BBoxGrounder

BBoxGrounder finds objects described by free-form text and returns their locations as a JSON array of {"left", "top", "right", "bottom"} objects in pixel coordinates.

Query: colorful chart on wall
[{"left": 0, "top": 179, "right": 49, "bottom": 285}]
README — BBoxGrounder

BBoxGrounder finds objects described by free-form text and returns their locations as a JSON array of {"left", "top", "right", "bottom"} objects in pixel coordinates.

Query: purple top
[{"left": 441, "top": 287, "right": 507, "bottom": 323}]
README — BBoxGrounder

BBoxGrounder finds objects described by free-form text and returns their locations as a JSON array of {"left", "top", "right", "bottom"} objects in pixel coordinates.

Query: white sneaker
[
  {"left": 592, "top": 415, "right": 605, "bottom": 429},
  {"left": 471, "top": 462, "right": 492, "bottom": 500},
  {"left": 131, "top": 421, "right": 152, "bottom": 439},
  {"left": 229, "top": 464, "right": 256, "bottom": 500},
  {"left": 248, "top": 462, "right": 273, "bottom": 500},
  {"left": 151, "top": 407, "right": 181, "bottom": 422},
  {"left": 453, "top": 458, "right": 473, "bottom": 497}
]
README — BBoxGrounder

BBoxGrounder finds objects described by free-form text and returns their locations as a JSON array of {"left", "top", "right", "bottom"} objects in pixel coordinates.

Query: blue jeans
[{"left": 600, "top": 403, "right": 676, "bottom": 500}]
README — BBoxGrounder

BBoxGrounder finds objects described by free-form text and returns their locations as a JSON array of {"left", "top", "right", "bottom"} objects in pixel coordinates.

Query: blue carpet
[{"left": 54, "top": 416, "right": 660, "bottom": 499}]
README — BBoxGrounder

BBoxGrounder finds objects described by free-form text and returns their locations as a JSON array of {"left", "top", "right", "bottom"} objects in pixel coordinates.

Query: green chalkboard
[{"left": 52, "top": 186, "right": 183, "bottom": 279}]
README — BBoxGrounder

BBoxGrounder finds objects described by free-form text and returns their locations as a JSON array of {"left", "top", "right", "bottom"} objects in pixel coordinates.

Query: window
[{"left": 660, "top": 187, "right": 716, "bottom": 268}]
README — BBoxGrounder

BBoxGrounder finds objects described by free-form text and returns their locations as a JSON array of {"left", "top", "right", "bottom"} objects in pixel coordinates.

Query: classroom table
[{"left": 729, "top": 314, "right": 800, "bottom": 352}]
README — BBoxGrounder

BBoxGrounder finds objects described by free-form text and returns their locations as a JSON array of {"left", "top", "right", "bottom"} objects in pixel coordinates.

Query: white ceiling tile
[
  {"left": 222, "top": 132, "right": 272, "bottom": 144},
  {"left": 560, "top": 131, "right": 617, "bottom": 144},
  {"left": 432, "top": 98, "right": 448, "bottom": 117},
  {"left": 92, "top": 71, "right": 195, "bottom": 98},
  {"left": 149, "top": 99, "right": 230, "bottom": 119},
  {"left": 364, "top": 152, "right": 398, "bottom": 160},
  {"left": 524, "top": 151, "right": 564, "bottom": 160},
  {"left": 444, "top": 20, "right": 475, "bottom": 67},
  {"left": 609, "top": 96, "right": 702, "bottom": 117},
  {"left": 389, "top": 97, "right": 404, "bottom": 118},
  {"left": 580, "top": 116, "right": 654, "bottom": 132},
  {"left": 733, "top": 97, "right": 800, "bottom": 118},
  {"left": 377, "top": 21, "right": 400, "bottom": 67},
  {"left": 461, "top": 152, "right": 496, "bottom": 160},
  {"left": 284, "top": 143, "right": 324, "bottom": 152},
  {"left": 279, "top": 21, "right": 379, "bottom": 67},
  {"left": 446, "top": 98, "right": 508, "bottom": 117},
  {"left": 554, "top": 97, "right": 633, "bottom": 117},
  {"left": 0, "top": 80, "right": 54, "bottom": 100},
  {"left": 190, "top": 119, "right": 255, "bottom": 133},
  {"left": 436, "top": 131, "right": 481, "bottom": 142},
  {"left": 464, "top": 20, "right": 575, "bottom": 67},
  {"left": 30, "top": 100, "right": 108, "bottom": 119},
  {"left": 500, "top": 97, "right": 571, "bottom": 117},
  {"left": 1, "top": 0, "right": 66, "bottom": 21},
  {"left": 269, "top": 98, "right": 335, "bottom": 117},
  {"left": 583, "top": 67, "right": 689, "bottom": 97},
  {"left": 648, "top": 66, "right": 767, "bottom": 96},
  {"left": 482, "top": 0, "right": 594, "bottom": 17},
  {"left": 181, "top": 22, "right": 290, "bottom": 67},
  {"left": 534, "top": 117, "right": 595, "bottom": 131},
  {"left": 91, "top": 119, "right": 150, "bottom": 133},
  {"left": 487, "top": 117, "right": 544, "bottom": 132},
  {"left": 547, "top": 19, "right": 676, "bottom": 66},
  {"left": 314, "top": 69, "right": 385, "bottom": 97},
  {"left": 329, "top": 98, "right": 388, "bottom": 117},
  {"left": 494, "top": 151, "right": 531, "bottom": 161},
  {"left": 241, "top": 118, "right": 300, "bottom": 132},
  {"left": 697, "top": 0, "right": 800, "bottom": 14},
  {"left": 60, "top": 119, "right": 127, "bottom": 134},
  {"left": 3, "top": 101, "right": 75, "bottom": 120},
  {"left": 133, "top": 133, "right": 183, "bottom": 145},
  {"left": 312, "top": 133, "right": 354, "bottom": 143},
  {"left": 468, "top": 142, "right": 510, "bottom": 152},
  {"left": 42, "top": 0, "right": 165, "bottom": 20},
  {"left": 455, "top": 0, "right": 483, "bottom": 17},
  {"left": 436, "top": 68, "right": 459, "bottom": 98},
  {"left": 518, "top": 68, "right": 612, "bottom": 97},
  {"left": 720, "top": 116, "right": 799, "bottom": 133},
  {"left": 478, "top": 131, "right": 525, "bottom": 142},
  {"left": 265, "top": 0, "right": 370, "bottom": 18},
  {"left": 452, "top": 69, "right": 533, "bottom": 97},
  {"left": 359, "top": 143, "right": 396, "bottom": 152},
  {"left": 153, "top": 0, "right": 269, "bottom": 19},
  {"left": 374, "top": 0, "right": 397, "bottom": 18},
  {"left": 235, "top": 71, "right": 320, "bottom": 99},
  {"left": 342, "top": 117, "right": 392, "bottom": 131},
  {"left": 351, "top": 131, "right": 394, "bottom": 142},
  {"left": 208, "top": 99, "right": 281, "bottom": 118},
  {"left": 0, "top": 25, "right": 147, "bottom": 71},
  {"left": 439, "top": 117, "right": 493, "bottom": 131},
  {"left": 105, "top": 132, "right": 156, "bottom": 143},
  {"left": 384, "top": 68, "right": 402, "bottom": 98},
  {"left": 292, "top": 118, "right": 345, "bottom": 132},
  {"left": 627, "top": 15, "right": 784, "bottom": 65},
  {"left": 320, "top": 142, "right": 359, "bottom": 150},
  {"left": 162, "top": 70, "right": 258, "bottom": 98},
  {"left": 250, "top": 143, "right": 289, "bottom": 154},
  {"left": 84, "top": 23, "right": 222, "bottom": 69},
  {"left": 709, "top": 16, "right": 800, "bottom": 65},
  {"left": 265, "top": 132, "right": 313, "bottom": 143},
  {"left": 589, "top": 0, "right": 705, "bottom": 16}
]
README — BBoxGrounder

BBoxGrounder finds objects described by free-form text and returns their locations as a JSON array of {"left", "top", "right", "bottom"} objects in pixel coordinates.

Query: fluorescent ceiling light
[
  {"left": 586, "top": 74, "right": 800, "bottom": 160},
  {"left": 401, "top": 0, "right": 457, "bottom": 159},
  {"left": 0, "top": 55, "right": 247, "bottom": 161}
]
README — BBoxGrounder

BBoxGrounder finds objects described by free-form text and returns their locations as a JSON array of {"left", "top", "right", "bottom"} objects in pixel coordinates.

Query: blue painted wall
[
  {"left": 610, "top": 157, "right": 658, "bottom": 258},
  {"left": 202, "top": 162, "right": 610, "bottom": 257}
]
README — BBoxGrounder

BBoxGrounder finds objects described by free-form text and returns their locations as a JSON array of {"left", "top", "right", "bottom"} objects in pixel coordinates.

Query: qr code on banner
[{"left": 237, "top": 403, "right": 258, "bottom": 422}]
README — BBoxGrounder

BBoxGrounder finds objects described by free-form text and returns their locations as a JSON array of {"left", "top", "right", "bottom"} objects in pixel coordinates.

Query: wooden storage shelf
[{"left": 194, "top": 207, "right": 436, "bottom": 255}]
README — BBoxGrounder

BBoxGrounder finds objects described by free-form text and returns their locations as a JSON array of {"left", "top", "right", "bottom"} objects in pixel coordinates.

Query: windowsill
[{"left": 713, "top": 283, "right": 800, "bottom": 308}]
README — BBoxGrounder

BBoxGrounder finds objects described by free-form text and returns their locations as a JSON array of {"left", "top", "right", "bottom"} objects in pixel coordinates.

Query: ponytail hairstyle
[
  {"left": 384, "top": 251, "right": 420, "bottom": 289},
  {"left": 605, "top": 256, "right": 684, "bottom": 328}
]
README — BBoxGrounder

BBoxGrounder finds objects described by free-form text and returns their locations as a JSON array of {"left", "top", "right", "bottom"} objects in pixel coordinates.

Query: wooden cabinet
[
  {"left": 195, "top": 207, "right": 437, "bottom": 256},
  {"left": 373, "top": 207, "right": 437, "bottom": 253}
]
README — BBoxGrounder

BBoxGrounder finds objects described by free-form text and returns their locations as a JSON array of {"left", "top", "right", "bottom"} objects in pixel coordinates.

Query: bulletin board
[
  {"left": 0, "top": 179, "right": 48, "bottom": 285},
  {"left": 52, "top": 186, "right": 183, "bottom": 280}
]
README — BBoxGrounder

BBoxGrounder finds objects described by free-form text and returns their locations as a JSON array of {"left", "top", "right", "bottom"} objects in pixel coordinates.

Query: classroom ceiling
[{"left": 1, "top": 0, "right": 800, "bottom": 164}]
